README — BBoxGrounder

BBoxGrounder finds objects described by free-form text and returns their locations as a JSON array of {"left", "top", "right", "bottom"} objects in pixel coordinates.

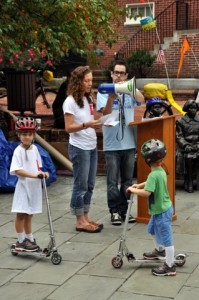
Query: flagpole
[
  {"left": 191, "top": 48, "right": 199, "bottom": 67},
  {"left": 163, "top": 57, "right": 171, "bottom": 89}
]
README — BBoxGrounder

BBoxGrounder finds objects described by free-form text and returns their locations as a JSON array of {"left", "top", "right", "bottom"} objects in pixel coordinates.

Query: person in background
[
  {"left": 0, "top": 110, "right": 10, "bottom": 139},
  {"left": 96, "top": 60, "right": 144, "bottom": 226},
  {"left": 176, "top": 99, "right": 199, "bottom": 192},
  {"left": 52, "top": 71, "right": 71, "bottom": 129},
  {"left": 10, "top": 117, "right": 49, "bottom": 251},
  {"left": 63, "top": 66, "right": 103, "bottom": 233},
  {"left": 127, "top": 139, "right": 176, "bottom": 276}
]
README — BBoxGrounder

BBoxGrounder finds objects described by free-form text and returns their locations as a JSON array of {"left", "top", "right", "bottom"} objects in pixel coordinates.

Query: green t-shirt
[{"left": 144, "top": 167, "right": 172, "bottom": 215}]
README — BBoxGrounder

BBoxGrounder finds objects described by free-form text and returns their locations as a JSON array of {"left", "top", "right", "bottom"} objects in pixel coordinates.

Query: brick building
[{"left": 95, "top": 0, "right": 199, "bottom": 78}]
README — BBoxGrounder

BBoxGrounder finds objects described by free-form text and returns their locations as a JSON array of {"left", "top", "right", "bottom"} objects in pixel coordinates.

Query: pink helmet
[{"left": 15, "top": 117, "right": 38, "bottom": 132}]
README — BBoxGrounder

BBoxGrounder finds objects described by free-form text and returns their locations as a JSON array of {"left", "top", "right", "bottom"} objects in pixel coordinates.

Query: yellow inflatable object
[
  {"left": 144, "top": 83, "right": 168, "bottom": 99},
  {"left": 140, "top": 17, "right": 156, "bottom": 30},
  {"left": 43, "top": 70, "right": 54, "bottom": 82},
  {"left": 166, "top": 90, "right": 186, "bottom": 115},
  {"left": 141, "top": 20, "right": 156, "bottom": 30}
]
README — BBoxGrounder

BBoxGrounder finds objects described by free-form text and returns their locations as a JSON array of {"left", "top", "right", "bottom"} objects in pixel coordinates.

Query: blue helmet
[{"left": 146, "top": 97, "right": 163, "bottom": 108}]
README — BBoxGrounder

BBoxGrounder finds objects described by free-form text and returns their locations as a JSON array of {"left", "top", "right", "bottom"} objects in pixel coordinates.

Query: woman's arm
[{"left": 64, "top": 113, "right": 102, "bottom": 133}]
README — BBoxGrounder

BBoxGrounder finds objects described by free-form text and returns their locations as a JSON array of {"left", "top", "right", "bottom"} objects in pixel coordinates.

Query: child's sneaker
[
  {"left": 152, "top": 263, "right": 176, "bottom": 276},
  {"left": 24, "top": 238, "right": 41, "bottom": 251},
  {"left": 15, "top": 239, "right": 39, "bottom": 252},
  {"left": 143, "top": 248, "right": 166, "bottom": 260}
]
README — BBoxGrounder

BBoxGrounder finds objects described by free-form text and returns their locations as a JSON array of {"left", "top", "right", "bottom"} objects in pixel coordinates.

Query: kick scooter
[
  {"left": 111, "top": 194, "right": 186, "bottom": 269},
  {"left": 10, "top": 174, "right": 62, "bottom": 265}
]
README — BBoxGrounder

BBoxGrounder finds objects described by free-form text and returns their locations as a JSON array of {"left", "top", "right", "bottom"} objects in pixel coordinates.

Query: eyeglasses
[{"left": 113, "top": 70, "right": 126, "bottom": 76}]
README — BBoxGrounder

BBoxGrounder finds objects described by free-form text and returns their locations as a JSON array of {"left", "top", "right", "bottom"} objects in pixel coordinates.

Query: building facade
[{"left": 95, "top": 0, "right": 199, "bottom": 78}]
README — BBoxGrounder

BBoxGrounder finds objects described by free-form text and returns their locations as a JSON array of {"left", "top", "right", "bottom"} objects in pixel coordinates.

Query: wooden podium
[{"left": 129, "top": 115, "right": 177, "bottom": 223}]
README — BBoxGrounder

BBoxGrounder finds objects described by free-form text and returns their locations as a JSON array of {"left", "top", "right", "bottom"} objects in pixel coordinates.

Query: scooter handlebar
[
  {"left": 38, "top": 174, "right": 44, "bottom": 179},
  {"left": 127, "top": 189, "right": 133, "bottom": 195}
]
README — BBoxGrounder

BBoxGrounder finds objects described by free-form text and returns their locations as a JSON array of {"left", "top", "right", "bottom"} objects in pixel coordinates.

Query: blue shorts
[{"left": 147, "top": 205, "right": 174, "bottom": 247}]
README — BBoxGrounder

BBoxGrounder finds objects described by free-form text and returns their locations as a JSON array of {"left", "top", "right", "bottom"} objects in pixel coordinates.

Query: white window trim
[{"left": 124, "top": 2, "right": 155, "bottom": 26}]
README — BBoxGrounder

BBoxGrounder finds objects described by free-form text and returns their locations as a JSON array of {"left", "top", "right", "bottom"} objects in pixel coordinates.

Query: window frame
[{"left": 124, "top": 2, "right": 155, "bottom": 26}]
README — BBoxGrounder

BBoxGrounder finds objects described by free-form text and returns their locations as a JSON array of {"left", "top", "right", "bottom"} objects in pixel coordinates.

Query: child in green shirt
[{"left": 127, "top": 139, "right": 176, "bottom": 276}]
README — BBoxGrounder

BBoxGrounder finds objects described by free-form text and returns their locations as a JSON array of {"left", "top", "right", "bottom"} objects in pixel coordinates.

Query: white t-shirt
[
  {"left": 10, "top": 144, "right": 43, "bottom": 214},
  {"left": 63, "top": 95, "right": 97, "bottom": 150}
]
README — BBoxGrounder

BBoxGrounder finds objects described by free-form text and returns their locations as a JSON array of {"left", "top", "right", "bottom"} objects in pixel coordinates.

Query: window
[{"left": 125, "top": 2, "right": 155, "bottom": 26}]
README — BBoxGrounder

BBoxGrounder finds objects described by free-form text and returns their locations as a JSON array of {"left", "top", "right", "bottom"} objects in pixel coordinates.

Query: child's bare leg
[
  {"left": 15, "top": 213, "right": 25, "bottom": 233},
  {"left": 24, "top": 214, "right": 36, "bottom": 243},
  {"left": 15, "top": 213, "right": 25, "bottom": 243},
  {"left": 24, "top": 214, "right": 33, "bottom": 234}
]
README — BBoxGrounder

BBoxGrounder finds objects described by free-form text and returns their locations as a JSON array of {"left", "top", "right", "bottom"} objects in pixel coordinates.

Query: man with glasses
[{"left": 97, "top": 60, "right": 144, "bottom": 225}]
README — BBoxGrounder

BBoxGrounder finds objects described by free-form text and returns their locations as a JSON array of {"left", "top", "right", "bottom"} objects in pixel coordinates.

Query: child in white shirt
[{"left": 10, "top": 117, "right": 49, "bottom": 251}]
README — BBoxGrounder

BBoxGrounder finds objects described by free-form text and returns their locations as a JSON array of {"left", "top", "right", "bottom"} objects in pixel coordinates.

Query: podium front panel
[{"left": 129, "top": 116, "right": 176, "bottom": 223}]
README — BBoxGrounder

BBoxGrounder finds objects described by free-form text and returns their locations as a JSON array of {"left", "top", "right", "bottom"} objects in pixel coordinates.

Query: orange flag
[
  {"left": 177, "top": 37, "right": 190, "bottom": 78},
  {"left": 139, "top": 0, "right": 146, "bottom": 2}
]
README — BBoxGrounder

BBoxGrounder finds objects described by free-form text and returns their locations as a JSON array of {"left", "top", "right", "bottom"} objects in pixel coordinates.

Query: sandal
[
  {"left": 76, "top": 223, "right": 102, "bottom": 233},
  {"left": 89, "top": 220, "right": 104, "bottom": 229}
]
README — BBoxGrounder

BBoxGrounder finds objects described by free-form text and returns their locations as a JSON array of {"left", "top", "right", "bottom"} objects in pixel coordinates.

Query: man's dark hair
[{"left": 111, "top": 60, "right": 129, "bottom": 73}]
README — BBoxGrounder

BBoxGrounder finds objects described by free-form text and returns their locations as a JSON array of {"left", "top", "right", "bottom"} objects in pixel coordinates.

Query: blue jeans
[
  {"left": 147, "top": 205, "right": 174, "bottom": 247},
  {"left": 68, "top": 144, "right": 97, "bottom": 216},
  {"left": 104, "top": 149, "right": 135, "bottom": 215}
]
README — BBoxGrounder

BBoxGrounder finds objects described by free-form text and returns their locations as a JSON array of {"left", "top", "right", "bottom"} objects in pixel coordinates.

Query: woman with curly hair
[{"left": 63, "top": 66, "right": 103, "bottom": 233}]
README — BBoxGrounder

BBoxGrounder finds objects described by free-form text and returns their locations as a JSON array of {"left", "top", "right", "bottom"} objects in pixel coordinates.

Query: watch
[{"left": 82, "top": 123, "right": 86, "bottom": 129}]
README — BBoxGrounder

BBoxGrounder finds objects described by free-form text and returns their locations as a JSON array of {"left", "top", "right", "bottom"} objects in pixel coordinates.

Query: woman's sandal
[
  {"left": 89, "top": 220, "right": 104, "bottom": 229},
  {"left": 76, "top": 223, "right": 102, "bottom": 233}
]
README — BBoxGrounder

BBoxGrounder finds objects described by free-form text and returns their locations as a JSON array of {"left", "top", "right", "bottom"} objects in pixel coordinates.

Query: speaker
[{"left": 98, "top": 77, "right": 136, "bottom": 98}]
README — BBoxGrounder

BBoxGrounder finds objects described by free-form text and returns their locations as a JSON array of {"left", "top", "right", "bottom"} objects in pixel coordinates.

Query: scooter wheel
[
  {"left": 175, "top": 254, "right": 186, "bottom": 267},
  {"left": 51, "top": 252, "right": 62, "bottom": 265},
  {"left": 112, "top": 256, "right": 123, "bottom": 269}
]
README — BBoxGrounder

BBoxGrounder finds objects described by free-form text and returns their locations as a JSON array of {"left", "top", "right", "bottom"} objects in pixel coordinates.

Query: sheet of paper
[{"left": 100, "top": 111, "right": 119, "bottom": 126}]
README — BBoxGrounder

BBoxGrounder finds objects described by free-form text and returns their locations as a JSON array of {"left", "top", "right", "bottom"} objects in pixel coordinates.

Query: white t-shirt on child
[{"left": 10, "top": 144, "right": 43, "bottom": 214}]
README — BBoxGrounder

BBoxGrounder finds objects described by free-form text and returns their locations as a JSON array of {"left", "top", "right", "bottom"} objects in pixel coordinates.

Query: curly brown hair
[{"left": 67, "top": 66, "right": 93, "bottom": 108}]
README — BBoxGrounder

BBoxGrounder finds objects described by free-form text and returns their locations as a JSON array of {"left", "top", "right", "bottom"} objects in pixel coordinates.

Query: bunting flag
[
  {"left": 156, "top": 46, "right": 165, "bottom": 64},
  {"left": 177, "top": 37, "right": 190, "bottom": 78},
  {"left": 139, "top": 0, "right": 146, "bottom": 2}
]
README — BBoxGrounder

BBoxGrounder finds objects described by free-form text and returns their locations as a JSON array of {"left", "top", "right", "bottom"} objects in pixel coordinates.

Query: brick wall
[{"left": 149, "top": 35, "right": 199, "bottom": 78}]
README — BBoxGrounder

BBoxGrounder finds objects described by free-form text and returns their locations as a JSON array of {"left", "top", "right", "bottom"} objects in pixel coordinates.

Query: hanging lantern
[{"left": 140, "top": 17, "right": 156, "bottom": 30}]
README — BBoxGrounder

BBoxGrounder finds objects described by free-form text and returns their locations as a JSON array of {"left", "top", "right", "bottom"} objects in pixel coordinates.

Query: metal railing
[{"left": 117, "top": 0, "right": 199, "bottom": 59}]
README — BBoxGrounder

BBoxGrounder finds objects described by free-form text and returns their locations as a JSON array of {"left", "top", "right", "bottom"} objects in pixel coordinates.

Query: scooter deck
[{"left": 11, "top": 244, "right": 50, "bottom": 257}]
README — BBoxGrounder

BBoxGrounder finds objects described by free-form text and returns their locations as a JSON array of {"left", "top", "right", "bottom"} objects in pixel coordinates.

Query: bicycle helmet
[
  {"left": 146, "top": 97, "right": 163, "bottom": 108},
  {"left": 141, "top": 139, "right": 166, "bottom": 164},
  {"left": 15, "top": 117, "right": 38, "bottom": 132}
]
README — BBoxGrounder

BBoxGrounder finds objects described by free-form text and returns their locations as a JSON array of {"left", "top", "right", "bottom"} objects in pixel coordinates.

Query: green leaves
[{"left": 0, "top": 0, "right": 125, "bottom": 70}]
